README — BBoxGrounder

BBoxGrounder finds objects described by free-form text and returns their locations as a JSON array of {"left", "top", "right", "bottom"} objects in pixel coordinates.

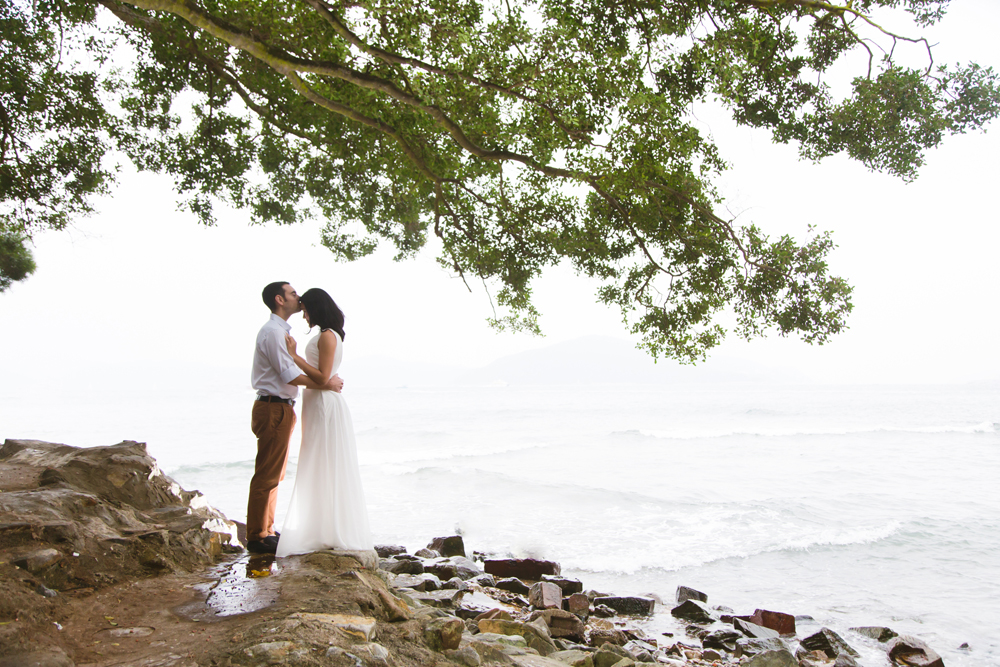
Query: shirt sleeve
[{"left": 262, "top": 329, "right": 302, "bottom": 385}]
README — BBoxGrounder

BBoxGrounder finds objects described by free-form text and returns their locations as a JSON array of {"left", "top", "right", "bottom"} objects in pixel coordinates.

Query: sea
[{"left": 3, "top": 381, "right": 998, "bottom": 666}]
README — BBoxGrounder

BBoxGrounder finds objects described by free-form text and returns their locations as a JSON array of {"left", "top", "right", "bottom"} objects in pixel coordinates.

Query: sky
[{"left": 2, "top": 1, "right": 1000, "bottom": 392}]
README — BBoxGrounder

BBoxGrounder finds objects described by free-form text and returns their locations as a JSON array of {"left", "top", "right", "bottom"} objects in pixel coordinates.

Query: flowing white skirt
[{"left": 276, "top": 388, "right": 372, "bottom": 556}]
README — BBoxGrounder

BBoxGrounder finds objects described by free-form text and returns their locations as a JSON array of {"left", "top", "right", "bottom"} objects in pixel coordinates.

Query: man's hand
[{"left": 325, "top": 374, "right": 344, "bottom": 393}]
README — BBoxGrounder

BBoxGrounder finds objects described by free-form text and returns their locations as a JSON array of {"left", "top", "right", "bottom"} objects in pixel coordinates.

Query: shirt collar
[{"left": 270, "top": 312, "right": 292, "bottom": 333}]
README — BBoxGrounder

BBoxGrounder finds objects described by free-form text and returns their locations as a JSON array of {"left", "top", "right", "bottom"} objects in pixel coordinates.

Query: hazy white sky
[{"left": 3, "top": 1, "right": 999, "bottom": 389}]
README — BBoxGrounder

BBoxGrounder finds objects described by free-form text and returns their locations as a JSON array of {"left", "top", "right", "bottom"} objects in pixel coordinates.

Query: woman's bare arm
[{"left": 285, "top": 330, "right": 336, "bottom": 385}]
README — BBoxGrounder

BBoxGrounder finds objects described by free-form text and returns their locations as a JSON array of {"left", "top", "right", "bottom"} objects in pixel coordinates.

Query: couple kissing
[{"left": 246, "top": 282, "right": 372, "bottom": 556}]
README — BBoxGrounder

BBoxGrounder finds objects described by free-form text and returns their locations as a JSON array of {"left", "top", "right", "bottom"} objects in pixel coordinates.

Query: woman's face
[{"left": 302, "top": 305, "right": 311, "bottom": 327}]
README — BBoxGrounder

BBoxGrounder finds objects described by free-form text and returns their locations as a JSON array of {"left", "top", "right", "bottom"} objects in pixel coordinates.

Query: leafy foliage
[{"left": 2, "top": 0, "right": 998, "bottom": 360}]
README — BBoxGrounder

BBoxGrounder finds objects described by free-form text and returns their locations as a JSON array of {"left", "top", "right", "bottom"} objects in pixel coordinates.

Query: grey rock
[
  {"left": 424, "top": 616, "right": 465, "bottom": 651},
  {"left": 743, "top": 649, "right": 797, "bottom": 667},
  {"left": 485, "top": 558, "right": 561, "bottom": 579},
  {"left": 496, "top": 577, "right": 532, "bottom": 595},
  {"left": 428, "top": 535, "right": 466, "bottom": 558},
  {"left": 425, "top": 561, "right": 458, "bottom": 580},
  {"left": 834, "top": 653, "right": 859, "bottom": 667},
  {"left": 799, "top": 628, "right": 860, "bottom": 659},
  {"left": 851, "top": 625, "right": 898, "bottom": 642},
  {"left": 465, "top": 636, "right": 516, "bottom": 665},
  {"left": 735, "top": 637, "right": 790, "bottom": 658},
  {"left": 548, "top": 649, "right": 594, "bottom": 667},
  {"left": 702, "top": 627, "right": 742, "bottom": 652},
  {"left": 593, "top": 596, "right": 655, "bottom": 616},
  {"left": 35, "top": 583, "right": 59, "bottom": 598},
  {"left": 886, "top": 635, "right": 945, "bottom": 667},
  {"left": 472, "top": 573, "right": 497, "bottom": 587},
  {"left": 595, "top": 644, "right": 634, "bottom": 667},
  {"left": 415, "top": 548, "right": 440, "bottom": 558},
  {"left": 675, "top": 585, "right": 707, "bottom": 604},
  {"left": 409, "top": 588, "right": 467, "bottom": 608},
  {"left": 669, "top": 599, "right": 716, "bottom": 624},
  {"left": 528, "top": 608, "right": 586, "bottom": 641},
  {"left": 374, "top": 544, "right": 407, "bottom": 557},
  {"left": 445, "top": 645, "right": 484, "bottom": 667},
  {"left": 542, "top": 575, "right": 584, "bottom": 595},
  {"left": 451, "top": 556, "right": 485, "bottom": 579},
  {"left": 15, "top": 548, "right": 63, "bottom": 573},
  {"left": 381, "top": 558, "right": 424, "bottom": 575},
  {"left": 443, "top": 576, "right": 469, "bottom": 590},
  {"left": 735, "top": 617, "right": 779, "bottom": 639},
  {"left": 390, "top": 573, "right": 440, "bottom": 591},
  {"left": 592, "top": 604, "right": 616, "bottom": 618}
]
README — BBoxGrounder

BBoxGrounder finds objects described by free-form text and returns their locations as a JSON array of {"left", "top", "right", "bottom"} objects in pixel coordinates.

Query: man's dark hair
[{"left": 262, "top": 282, "right": 290, "bottom": 313}]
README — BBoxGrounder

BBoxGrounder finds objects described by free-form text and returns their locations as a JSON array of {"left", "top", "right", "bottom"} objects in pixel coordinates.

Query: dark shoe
[
  {"left": 263, "top": 535, "right": 280, "bottom": 549},
  {"left": 247, "top": 539, "right": 277, "bottom": 554}
]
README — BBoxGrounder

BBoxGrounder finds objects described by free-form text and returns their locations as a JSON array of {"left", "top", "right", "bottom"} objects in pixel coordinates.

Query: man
[{"left": 247, "top": 281, "right": 343, "bottom": 554}]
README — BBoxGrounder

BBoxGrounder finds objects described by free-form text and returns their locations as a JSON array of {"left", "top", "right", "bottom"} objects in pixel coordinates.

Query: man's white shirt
[{"left": 251, "top": 313, "right": 301, "bottom": 399}]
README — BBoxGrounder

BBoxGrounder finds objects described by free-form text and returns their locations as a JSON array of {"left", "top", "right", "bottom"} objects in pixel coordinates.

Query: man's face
[{"left": 280, "top": 284, "right": 301, "bottom": 312}]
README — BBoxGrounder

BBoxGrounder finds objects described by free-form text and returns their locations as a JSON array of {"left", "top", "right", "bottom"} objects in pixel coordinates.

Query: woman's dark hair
[{"left": 300, "top": 288, "right": 346, "bottom": 340}]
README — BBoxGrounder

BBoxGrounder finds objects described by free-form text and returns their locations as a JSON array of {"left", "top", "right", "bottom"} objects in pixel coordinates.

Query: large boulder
[
  {"left": 478, "top": 618, "right": 557, "bottom": 656},
  {"left": 702, "top": 627, "right": 742, "bottom": 652},
  {"left": 743, "top": 649, "right": 798, "bottom": 667},
  {"left": 798, "top": 628, "right": 859, "bottom": 660},
  {"left": 496, "top": 577, "right": 532, "bottom": 595},
  {"left": 588, "top": 619, "right": 627, "bottom": 647},
  {"left": 592, "top": 596, "right": 655, "bottom": 616},
  {"left": 676, "top": 585, "right": 707, "bottom": 604},
  {"left": 381, "top": 558, "right": 424, "bottom": 575},
  {"left": 749, "top": 609, "right": 796, "bottom": 636},
  {"left": 424, "top": 561, "right": 458, "bottom": 580},
  {"left": 564, "top": 593, "right": 590, "bottom": 616},
  {"left": 428, "top": 535, "right": 466, "bottom": 558},
  {"left": 887, "top": 635, "right": 945, "bottom": 667},
  {"left": 669, "top": 599, "right": 717, "bottom": 624},
  {"left": 735, "top": 637, "right": 791, "bottom": 658},
  {"left": 735, "top": 617, "right": 779, "bottom": 639},
  {"left": 529, "top": 582, "right": 563, "bottom": 609},
  {"left": 528, "top": 609, "right": 587, "bottom": 642},
  {"left": 375, "top": 544, "right": 407, "bottom": 557},
  {"left": 542, "top": 576, "right": 584, "bottom": 595},
  {"left": 424, "top": 617, "right": 465, "bottom": 651},
  {"left": 0, "top": 439, "right": 237, "bottom": 594},
  {"left": 485, "top": 558, "right": 561, "bottom": 579}
]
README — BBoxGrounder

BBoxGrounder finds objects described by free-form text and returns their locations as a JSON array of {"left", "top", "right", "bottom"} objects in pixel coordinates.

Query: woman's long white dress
[{"left": 276, "top": 331, "right": 372, "bottom": 556}]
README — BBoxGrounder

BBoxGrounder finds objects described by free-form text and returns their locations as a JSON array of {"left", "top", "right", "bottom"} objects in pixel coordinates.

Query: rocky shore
[{"left": 0, "top": 439, "right": 946, "bottom": 667}]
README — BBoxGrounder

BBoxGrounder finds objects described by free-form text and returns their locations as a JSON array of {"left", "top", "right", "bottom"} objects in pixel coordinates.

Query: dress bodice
[{"left": 305, "top": 330, "right": 343, "bottom": 375}]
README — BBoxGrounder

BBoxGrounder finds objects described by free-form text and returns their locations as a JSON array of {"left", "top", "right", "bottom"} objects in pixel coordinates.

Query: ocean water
[{"left": 2, "top": 383, "right": 998, "bottom": 666}]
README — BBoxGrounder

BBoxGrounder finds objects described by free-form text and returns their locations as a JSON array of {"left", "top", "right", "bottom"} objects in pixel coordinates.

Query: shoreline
[{"left": 0, "top": 439, "right": 948, "bottom": 667}]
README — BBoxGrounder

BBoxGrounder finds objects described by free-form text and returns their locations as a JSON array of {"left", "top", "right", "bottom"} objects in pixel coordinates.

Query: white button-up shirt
[{"left": 251, "top": 313, "right": 301, "bottom": 400}]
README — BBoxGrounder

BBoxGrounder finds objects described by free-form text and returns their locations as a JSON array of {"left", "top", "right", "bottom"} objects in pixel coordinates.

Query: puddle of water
[{"left": 174, "top": 553, "right": 283, "bottom": 622}]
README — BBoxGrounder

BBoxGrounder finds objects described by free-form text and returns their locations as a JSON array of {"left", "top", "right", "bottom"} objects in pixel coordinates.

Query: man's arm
[{"left": 289, "top": 374, "right": 344, "bottom": 392}]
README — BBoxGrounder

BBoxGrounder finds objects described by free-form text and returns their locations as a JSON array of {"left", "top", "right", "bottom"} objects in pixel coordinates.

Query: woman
[{"left": 275, "top": 288, "right": 373, "bottom": 556}]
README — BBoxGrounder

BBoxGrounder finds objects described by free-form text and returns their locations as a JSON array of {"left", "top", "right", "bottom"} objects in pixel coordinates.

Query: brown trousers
[{"left": 247, "top": 401, "right": 296, "bottom": 542}]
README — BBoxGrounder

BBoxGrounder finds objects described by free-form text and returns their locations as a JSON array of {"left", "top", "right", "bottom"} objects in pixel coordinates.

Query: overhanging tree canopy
[{"left": 2, "top": 0, "right": 998, "bottom": 360}]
